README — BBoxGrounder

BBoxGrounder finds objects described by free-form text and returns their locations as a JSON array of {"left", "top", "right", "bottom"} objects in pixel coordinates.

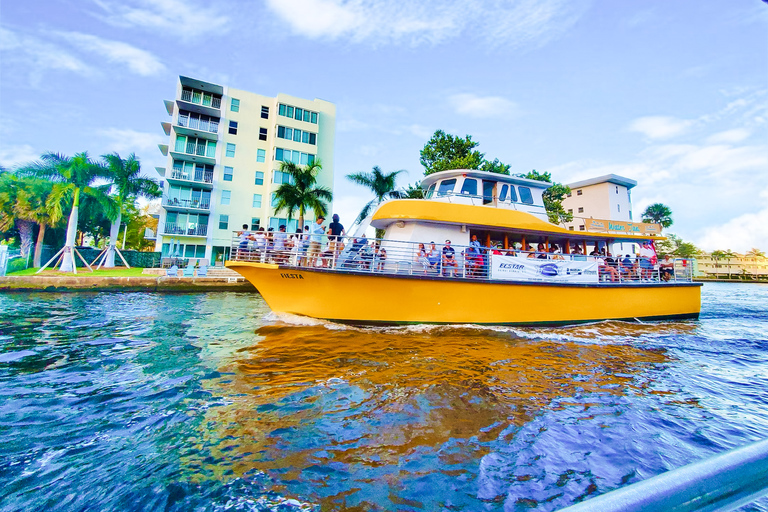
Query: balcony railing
[
  {"left": 178, "top": 116, "right": 219, "bottom": 134},
  {"left": 163, "top": 223, "right": 208, "bottom": 237},
  {"left": 180, "top": 89, "right": 221, "bottom": 109},
  {"left": 169, "top": 169, "right": 214, "bottom": 184},
  {"left": 162, "top": 197, "right": 211, "bottom": 210}
]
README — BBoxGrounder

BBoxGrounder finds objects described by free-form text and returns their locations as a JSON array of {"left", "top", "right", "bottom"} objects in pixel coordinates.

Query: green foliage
[
  {"left": 641, "top": 203, "right": 673, "bottom": 229},
  {"left": 657, "top": 233, "right": 701, "bottom": 258},
  {"left": 402, "top": 182, "right": 424, "bottom": 199},
  {"left": 745, "top": 248, "right": 765, "bottom": 258},
  {"left": 346, "top": 166, "right": 406, "bottom": 222},
  {"left": 420, "top": 130, "right": 484, "bottom": 176},
  {"left": 479, "top": 158, "right": 511, "bottom": 175},
  {"left": 273, "top": 159, "right": 332, "bottom": 227},
  {"left": 518, "top": 170, "right": 573, "bottom": 224}
]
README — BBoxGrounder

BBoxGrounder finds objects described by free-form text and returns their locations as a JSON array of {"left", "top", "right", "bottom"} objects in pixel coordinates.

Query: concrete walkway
[{"left": 0, "top": 275, "right": 256, "bottom": 292}]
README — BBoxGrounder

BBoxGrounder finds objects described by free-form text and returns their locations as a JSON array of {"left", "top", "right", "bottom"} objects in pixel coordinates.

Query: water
[{"left": 1, "top": 283, "right": 767, "bottom": 511}]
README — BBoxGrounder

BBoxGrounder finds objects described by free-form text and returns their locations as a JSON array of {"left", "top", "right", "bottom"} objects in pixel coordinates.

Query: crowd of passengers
[{"left": 235, "top": 221, "right": 677, "bottom": 282}]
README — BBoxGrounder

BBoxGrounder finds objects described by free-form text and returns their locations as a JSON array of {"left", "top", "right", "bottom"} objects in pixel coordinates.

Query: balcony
[
  {"left": 161, "top": 222, "right": 208, "bottom": 237},
  {"left": 169, "top": 140, "right": 216, "bottom": 166},
  {"left": 174, "top": 114, "right": 219, "bottom": 141},
  {"left": 177, "top": 87, "right": 222, "bottom": 118},
  {"left": 162, "top": 196, "right": 211, "bottom": 213},
  {"left": 166, "top": 168, "right": 214, "bottom": 189}
]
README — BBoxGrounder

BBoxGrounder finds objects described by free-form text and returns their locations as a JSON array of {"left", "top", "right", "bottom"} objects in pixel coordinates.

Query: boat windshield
[
  {"left": 519, "top": 186, "right": 533, "bottom": 204},
  {"left": 437, "top": 179, "right": 456, "bottom": 196}
]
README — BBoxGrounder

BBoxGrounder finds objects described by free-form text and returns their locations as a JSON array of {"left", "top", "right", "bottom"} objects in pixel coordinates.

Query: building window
[
  {"left": 252, "top": 194, "right": 262, "bottom": 208},
  {"left": 261, "top": 106, "right": 269, "bottom": 119},
  {"left": 278, "top": 103, "right": 318, "bottom": 124},
  {"left": 579, "top": 225, "right": 585, "bottom": 231},
  {"left": 256, "top": 149, "right": 266, "bottom": 163},
  {"left": 277, "top": 126, "right": 317, "bottom": 145},
  {"left": 228, "top": 121, "right": 238, "bottom": 135},
  {"left": 567, "top": 209, "right": 573, "bottom": 214},
  {"left": 616, "top": 186, "right": 619, "bottom": 194},
  {"left": 230, "top": 98, "right": 240, "bottom": 112},
  {"left": 618, "top": 204, "right": 621, "bottom": 212},
  {"left": 275, "top": 147, "right": 315, "bottom": 165},
  {"left": 569, "top": 226, "right": 574, "bottom": 231},
  {"left": 269, "top": 217, "right": 298, "bottom": 231},
  {"left": 221, "top": 190, "right": 231, "bottom": 205},
  {"left": 251, "top": 217, "right": 260, "bottom": 230},
  {"left": 273, "top": 170, "right": 294, "bottom": 185},
  {"left": 311, "top": 112, "right": 318, "bottom": 124},
  {"left": 271, "top": 192, "right": 278, "bottom": 208},
  {"left": 219, "top": 214, "right": 229, "bottom": 230},
  {"left": 578, "top": 207, "right": 584, "bottom": 213},
  {"left": 226, "top": 143, "right": 236, "bottom": 157},
  {"left": 254, "top": 171, "right": 264, "bottom": 185},
  {"left": 259, "top": 128, "right": 267, "bottom": 141},
  {"left": 567, "top": 192, "right": 572, "bottom": 197},
  {"left": 223, "top": 166, "right": 233, "bottom": 181},
  {"left": 577, "top": 189, "right": 583, "bottom": 196}
]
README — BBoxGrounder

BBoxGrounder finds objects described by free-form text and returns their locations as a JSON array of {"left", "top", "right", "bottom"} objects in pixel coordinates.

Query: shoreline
[{"left": 0, "top": 275, "right": 256, "bottom": 293}]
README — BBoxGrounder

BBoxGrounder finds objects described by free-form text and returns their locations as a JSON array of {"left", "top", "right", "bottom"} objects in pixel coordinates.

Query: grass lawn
[{"left": 8, "top": 267, "right": 149, "bottom": 277}]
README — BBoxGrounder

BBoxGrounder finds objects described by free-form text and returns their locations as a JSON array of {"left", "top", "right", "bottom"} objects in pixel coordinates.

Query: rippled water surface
[{"left": 1, "top": 283, "right": 767, "bottom": 511}]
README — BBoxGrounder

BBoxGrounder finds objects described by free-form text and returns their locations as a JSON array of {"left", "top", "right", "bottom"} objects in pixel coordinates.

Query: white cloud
[
  {"left": 628, "top": 116, "right": 693, "bottom": 139},
  {"left": 91, "top": 0, "right": 229, "bottom": 40},
  {"left": 56, "top": 32, "right": 166, "bottom": 76},
  {"left": 0, "top": 27, "right": 93, "bottom": 85},
  {"left": 696, "top": 205, "right": 768, "bottom": 253},
  {"left": 99, "top": 128, "right": 163, "bottom": 154},
  {"left": 0, "top": 144, "right": 41, "bottom": 168},
  {"left": 406, "top": 124, "right": 434, "bottom": 140},
  {"left": 449, "top": 93, "right": 516, "bottom": 119},
  {"left": 263, "top": 0, "right": 586, "bottom": 47},
  {"left": 706, "top": 128, "right": 751, "bottom": 144}
]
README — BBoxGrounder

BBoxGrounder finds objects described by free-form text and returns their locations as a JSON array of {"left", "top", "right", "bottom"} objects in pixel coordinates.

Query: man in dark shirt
[
  {"left": 328, "top": 214, "right": 345, "bottom": 262},
  {"left": 442, "top": 240, "right": 458, "bottom": 277}
]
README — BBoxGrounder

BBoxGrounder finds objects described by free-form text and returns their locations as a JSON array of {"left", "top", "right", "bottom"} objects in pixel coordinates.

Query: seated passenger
[
  {"left": 442, "top": 240, "right": 458, "bottom": 277},
  {"left": 659, "top": 254, "right": 674, "bottom": 281},
  {"left": 427, "top": 242, "right": 441, "bottom": 271},
  {"left": 549, "top": 245, "right": 565, "bottom": 260},
  {"left": 600, "top": 252, "right": 620, "bottom": 282},
  {"left": 525, "top": 245, "right": 537, "bottom": 258},
  {"left": 416, "top": 243, "right": 430, "bottom": 273}
]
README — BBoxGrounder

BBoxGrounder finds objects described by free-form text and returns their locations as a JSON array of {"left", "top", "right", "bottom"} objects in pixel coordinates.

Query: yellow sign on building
[{"left": 585, "top": 219, "right": 661, "bottom": 236}]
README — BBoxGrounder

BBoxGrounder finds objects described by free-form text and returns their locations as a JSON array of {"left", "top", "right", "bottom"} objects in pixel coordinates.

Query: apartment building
[
  {"left": 561, "top": 174, "right": 638, "bottom": 254},
  {"left": 156, "top": 76, "right": 336, "bottom": 264},
  {"left": 695, "top": 253, "right": 768, "bottom": 280}
]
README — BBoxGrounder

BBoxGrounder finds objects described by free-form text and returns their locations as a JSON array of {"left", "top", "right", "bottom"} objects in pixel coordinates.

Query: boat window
[
  {"left": 460, "top": 178, "right": 477, "bottom": 195},
  {"left": 499, "top": 184, "right": 508, "bottom": 201},
  {"left": 425, "top": 183, "right": 436, "bottom": 199},
  {"left": 437, "top": 179, "right": 456, "bottom": 196},
  {"left": 519, "top": 186, "right": 534, "bottom": 204},
  {"left": 508, "top": 185, "right": 518, "bottom": 202},
  {"left": 482, "top": 180, "right": 494, "bottom": 204}
]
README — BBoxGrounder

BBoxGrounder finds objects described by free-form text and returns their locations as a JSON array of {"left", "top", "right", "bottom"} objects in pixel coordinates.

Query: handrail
[
  {"left": 556, "top": 438, "right": 768, "bottom": 512},
  {"left": 227, "top": 232, "right": 694, "bottom": 284}
]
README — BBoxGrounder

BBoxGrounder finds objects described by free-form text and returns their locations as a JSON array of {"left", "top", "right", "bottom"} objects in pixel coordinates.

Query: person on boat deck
[
  {"left": 536, "top": 244, "right": 548, "bottom": 259},
  {"left": 525, "top": 245, "right": 537, "bottom": 259},
  {"left": 442, "top": 240, "right": 458, "bottom": 276},
  {"left": 375, "top": 245, "right": 387, "bottom": 272},
  {"left": 237, "top": 224, "right": 255, "bottom": 259},
  {"left": 301, "top": 225, "right": 310, "bottom": 265},
  {"left": 291, "top": 228, "right": 303, "bottom": 265},
  {"left": 328, "top": 214, "right": 346, "bottom": 260},
  {"left": 253, "top": 227, "right": 267, "bottom": 260},
  {"left": 466, "top": 235, "right": 483, "bottom": 277},
  {"left": 427, "top": 242, "right": 440, "bottom": 271},
  {"left": 307, "top": 216, "right": 326, "bottom": 267},
  {"left": 638, "top": 241, "right": 656, "bottom": 281},
  {"left": 599, "top": 253, "right": 620, "bottom": 282},
  {"left": 273, "top": 225, "right": 288, "bottom": 263},
  {"left": 620, "top": 254, "right": 635, "bottom": 279},
  {"left": 659, "top": 254, "right": 674, "bottom": 281},
  {"left": 549, "top": 245, "right": 565, "bottom": 260},
  {"left": 416, "top": 243, "right": 430, "bottom": 273}
]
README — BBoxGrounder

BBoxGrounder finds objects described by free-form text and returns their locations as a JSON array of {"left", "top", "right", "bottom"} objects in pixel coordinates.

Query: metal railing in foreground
[
  {"left": 229, "top": 233, "right": 694, "bottom": 284},
  {"left": 556, "top": 438, "right": 768, "bottom": 512}
]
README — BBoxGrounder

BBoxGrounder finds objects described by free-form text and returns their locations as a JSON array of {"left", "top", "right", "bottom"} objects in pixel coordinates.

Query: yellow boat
[{"left": 227, "top": 170, "right": 701, "bottom": 325}]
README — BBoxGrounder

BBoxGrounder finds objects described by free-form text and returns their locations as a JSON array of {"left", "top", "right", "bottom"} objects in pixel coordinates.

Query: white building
[{"left": 156, "top": 76, "right": 336, "bottom": 264}]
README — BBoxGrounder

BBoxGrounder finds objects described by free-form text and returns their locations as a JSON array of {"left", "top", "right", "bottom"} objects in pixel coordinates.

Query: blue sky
[{"left": 1, "top": 0, "right": 766, "bottom": 252}]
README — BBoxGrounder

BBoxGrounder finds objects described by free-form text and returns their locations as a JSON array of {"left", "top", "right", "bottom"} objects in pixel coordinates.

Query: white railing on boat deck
[{"left": 228, "top": 232, "right": 694, "bottom": 284}]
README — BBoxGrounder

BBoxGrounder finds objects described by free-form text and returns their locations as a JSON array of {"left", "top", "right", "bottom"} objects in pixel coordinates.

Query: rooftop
[{"left": 567, "top": 174, "right": 637, "bottom": 190}]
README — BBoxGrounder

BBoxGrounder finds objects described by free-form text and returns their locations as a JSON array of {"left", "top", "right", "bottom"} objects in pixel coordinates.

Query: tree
[
  {"left": 657, "top": 233, "right": 701, "bottom": 259},
  {"left": 273, "top": 159, "right": 332, "bottom": 230},
  {"left": 641, "top": 203, "right": 673, "bottom": 229},
  {"left": 420, "top": 130, "right": 484, "bottom": 176},
  {"left": 0, "top": 172, "right": 34, "bottom": 258},
  {"left": 402, "top": 182, "right": 425, "bottom": 199},
  {"left": 18, "top": 152, "right": 114, "bottom": 272},
  {"left": 346, "top": 166, "right": 405, "bottom": 223},
  {"left": 518, "top": 170, "right": 573, "bottom": 225},
  {"left": 479, "top": 158, "right": 511, "bottom": 175},
  {"left": 101, "top": 153, "right": 161, "bottom": 267},
  {"left": 745, "top": 248, "right": 765, "bottom": 258}
]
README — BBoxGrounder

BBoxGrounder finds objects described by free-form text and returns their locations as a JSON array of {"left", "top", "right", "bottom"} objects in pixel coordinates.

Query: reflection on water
[
  {"left": 192, "top": 324, "right": 669, "bottom": 508},
  {"left": 1, "top": 285, "right": 767, "bottom": 511}
]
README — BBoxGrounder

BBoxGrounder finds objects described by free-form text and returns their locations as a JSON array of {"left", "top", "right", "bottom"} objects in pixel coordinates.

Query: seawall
[{"left": 0, "top": 276, "right": 256, "bottom": 293}]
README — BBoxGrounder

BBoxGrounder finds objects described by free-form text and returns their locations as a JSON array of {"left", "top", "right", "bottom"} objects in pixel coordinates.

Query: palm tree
[
  {"left": 641, "top": 203, "right": 673, "bottom": 229},
  {"left": 101, "top": 153, "right": 161, "bottom": 267},
  {"left": 273, "top": 159, "right": 332, "bottom": 229},
  {"left": 18, "top": 152, "right": 114, "bottom": 272},
  {"left": 346, "top": 166, "right": 405, "bottom": 223},
  {"left": 745, "top": 248, "right": 765, "bottom": 259},
  {"left": 0, "top": 172, "right": 34, "bottom": 259}
]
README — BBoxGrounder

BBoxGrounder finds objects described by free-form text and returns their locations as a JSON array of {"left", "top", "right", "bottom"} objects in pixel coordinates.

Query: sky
[{"left": 1, "top": 0, "right": 766, "bottom": 252}]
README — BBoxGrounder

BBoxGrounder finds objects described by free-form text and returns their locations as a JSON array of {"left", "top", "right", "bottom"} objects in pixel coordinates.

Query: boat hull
[{"left": 227, "top": 262, "right": 702, "bottom": 326}]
